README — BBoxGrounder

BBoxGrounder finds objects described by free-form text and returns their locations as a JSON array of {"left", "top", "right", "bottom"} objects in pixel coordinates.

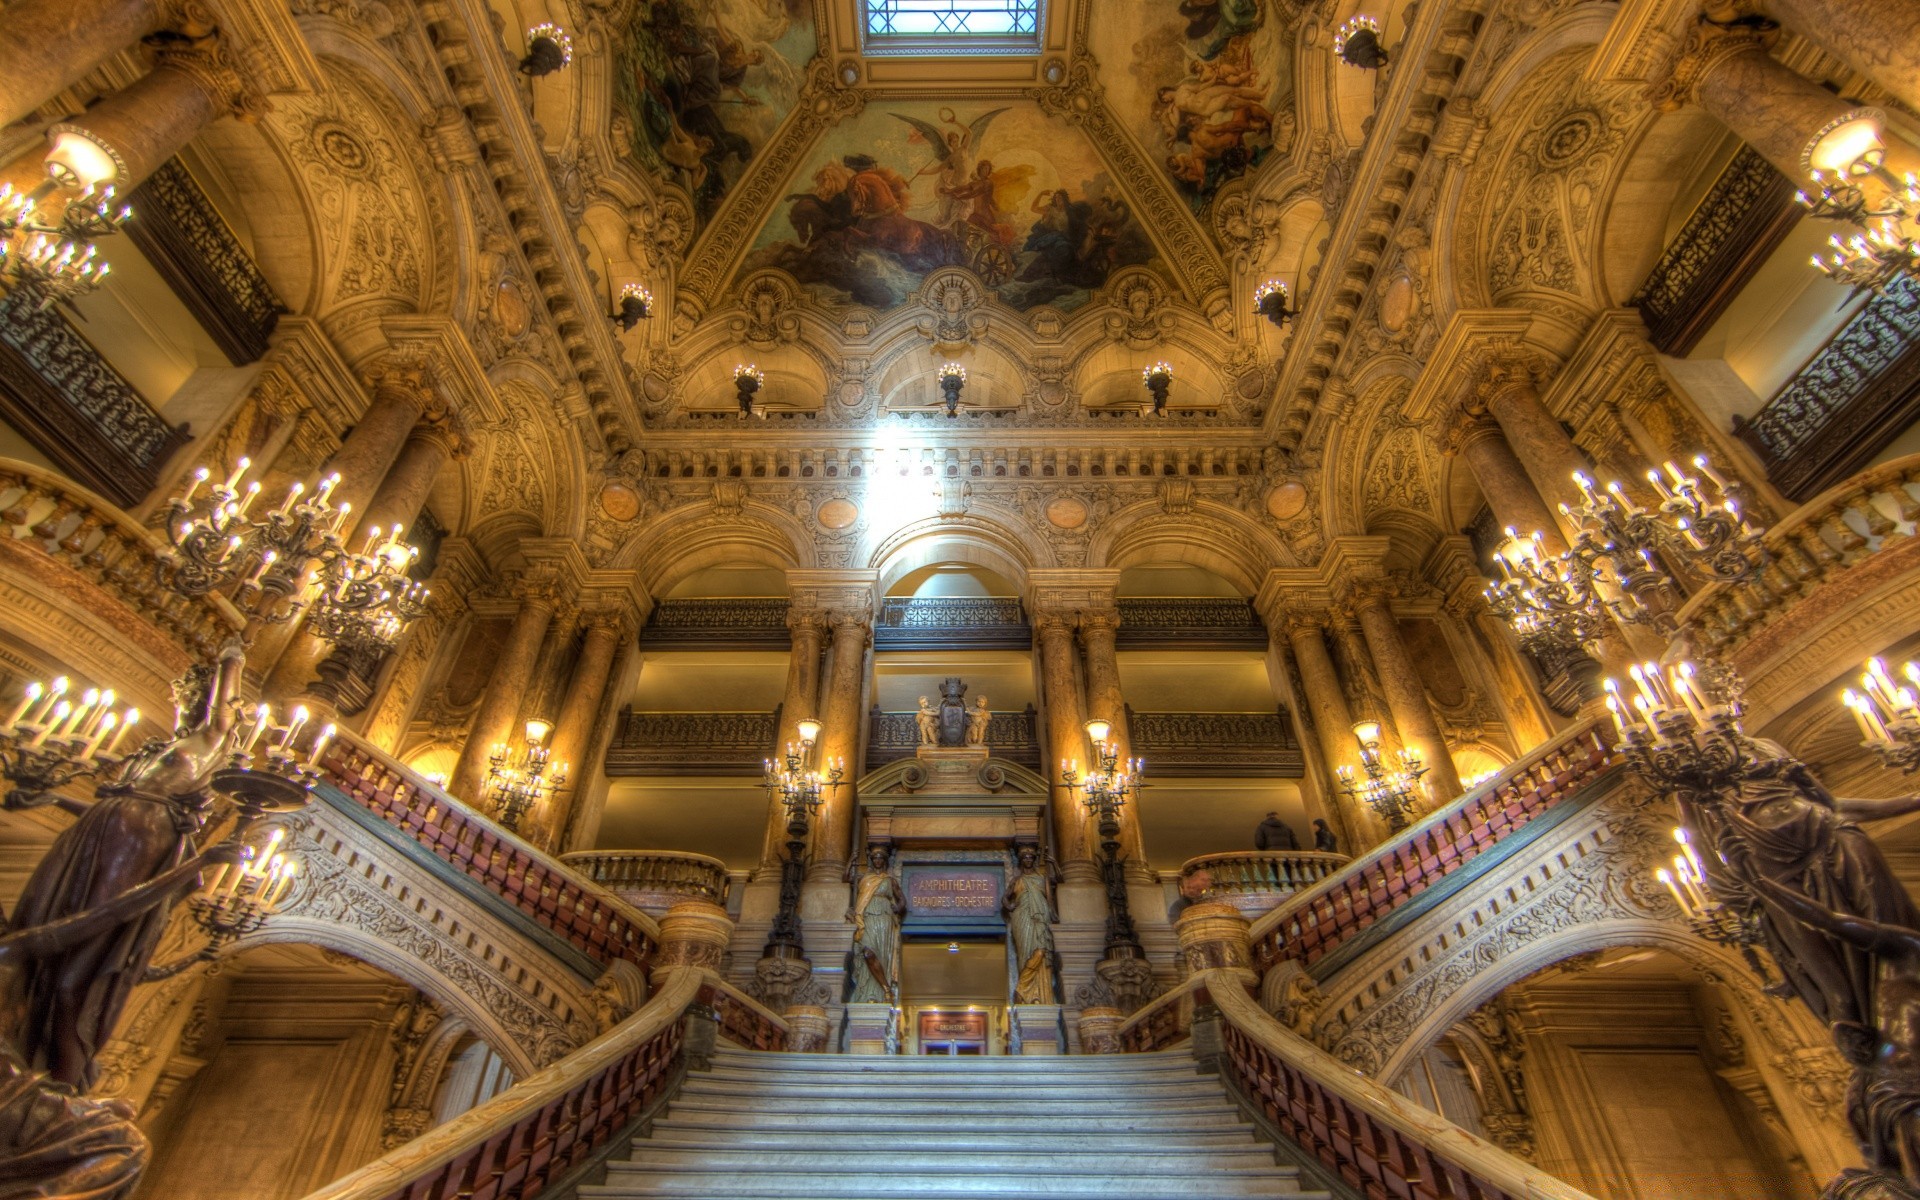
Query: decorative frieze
[{"left": 1125, "top": 708, "right": 1304, "bottom": 777}]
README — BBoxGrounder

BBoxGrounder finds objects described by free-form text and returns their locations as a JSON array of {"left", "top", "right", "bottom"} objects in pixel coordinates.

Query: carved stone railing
[
  {"left": 1679, "top": 454, "right": 1920, "bottom": 663},
  {"left": 703, "top": 979, "right": 790, "bottom": 1053},
  {"left": 0, "top": 457, "right": 242, "bottom": 659},
  {"left": 1248, "top": 725, "right": 1615, "bottom": 981},
  {"left": 1180, "top": 851, "right": 1350, "bottom": 916},
  {"left": 1126, "top": 707, "right": 1304, "bottom": 776},
  {"left": 865, "top": 704, "right": 1042, "bottom": 770},
  {"left": 641, "top": 598, "right": 791, "bottom": 648},
  {"left": 559, "top": 851, "right": 732, "bottom": 915},
  {"left": 1114, "top": 596, "right": 1267, "bottom": 649},
  {"left": 1117, "top": 973, "right": 1203, "bottom": 1053},
  {"left": 1733, "top": 274, "right": 1920, "bottom": 501},
  {"left": 1632, "top": 146, "right": 1802, "bottom": 356},
  {"left": 1209, "top": 974, "right": 1596, "bottom": 1200},
  {"left": 126, "top": 158, "right": 284, "bottom": 364},
  {"left": 0, "top": 293, "right": 190, "bottom": 507},
  {"left": 603, "top": 708, "right": 779, "bottom": 776},
  {"left": 319, "top": 733, "right": 658, "bottom": 972},
  {"left": 874, "top": 595, "right": 1030, "bottom": 649}
]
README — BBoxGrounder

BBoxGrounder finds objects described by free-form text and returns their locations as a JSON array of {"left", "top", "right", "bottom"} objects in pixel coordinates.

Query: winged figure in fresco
[{"left": 895, "top": 107, "right": 1010, "bottom": 226}]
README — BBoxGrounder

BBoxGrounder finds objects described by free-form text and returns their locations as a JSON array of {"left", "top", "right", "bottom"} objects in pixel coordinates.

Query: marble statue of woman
[
  {"left": 1003, "top": 845, "right": 1058, "bottom": 1005},
  {"left": 845, "top": 845, "right": 904, "bottom": 1003}
]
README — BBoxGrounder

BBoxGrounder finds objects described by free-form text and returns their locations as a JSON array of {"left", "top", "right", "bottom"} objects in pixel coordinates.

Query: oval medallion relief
[
  {"left": 817, "top": 498, "right": 859, "bottom": 530},
  {"left": 598, "top": 482, "right": 641, "bottom": 522},
  {"left": 1045, "top": 496, "right": 1089, "bottom": 529},
  {"left": 1265, "top": 483, "right": 1307, "bottom": 521}
]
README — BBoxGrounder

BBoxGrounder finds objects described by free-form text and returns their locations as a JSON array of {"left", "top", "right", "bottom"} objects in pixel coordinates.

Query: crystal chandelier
[
  {"left": 1061, "top": 718, "right": 1143, "bottom": 955},
  {"left": 1141, "top": 362, "right": 1172, "bottom": 416},
  {"left": 1334, "top": 720, "right": 1427, "bottom": 831},
  {"left": 0, "top": 178, "right": 130, "bottom": 308},
  {"left": 1796, "top": 110, "right": 1920, "bottom": 292},
  {"left": 486, "top": 719, "right": 567, "bottom": 830},
  {"left": 735, "top": 363, "right": 765, "bottom": 418},
  {"left": 1253, "top": 279, "right": 1295, "bottom": 327},
  {"left": 938, "top": 362, "right": 967, "bottom": 418},
  {"left": 1334, "top": 14, "right": 1388, "bottom": 68}
]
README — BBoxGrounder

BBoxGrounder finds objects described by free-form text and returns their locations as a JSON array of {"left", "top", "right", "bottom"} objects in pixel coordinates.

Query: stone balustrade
[
  {"left": 0, "top": 457, "right": 242, "bottom": 661},
  {"left": 1179, "top": 851, "right": 1349, "bottom": 915},
  {"left": 560, "top": 850, "right": 732, "bottom": 915},
  {"left": 318, "top": 732, "right": 659, "bottom": 972},
  {"left": 1680, "top": 453, "right": 1920, "bottom": 662},
  {"left": 1247, "top": 724, "right": 1614, "bottom": 981}
]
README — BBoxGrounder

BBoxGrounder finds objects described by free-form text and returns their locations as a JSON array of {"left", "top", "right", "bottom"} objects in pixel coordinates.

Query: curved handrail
[
  {"left": 561, "top": 849, "right": 732, "bottom": 910},
  {"left": 1247, "top": 722, "right": 1614, "bottom": 975},
  {"left": 319, "top": 730, "right": 661, "bottom": 971},
  {"left": 1116, "top": 973, "right": 1204, "bottom": 1052},
  {"left": 1208, "top": 973, "right": 1595, "bottom": 1200},
  {"left": 299, "top": 968, "right": 707, "bottom": 1200}
]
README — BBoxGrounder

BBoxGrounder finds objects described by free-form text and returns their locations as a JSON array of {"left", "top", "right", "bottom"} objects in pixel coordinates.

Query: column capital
[
  {"left": 579, "top": 606, "right": 638, "bottom": 642},
  {"left": 786, "top": 568, "right": 876, "bottom": 620},
  {"left": 1472, "top": 352, "right": 1552, "bottom": 411},
  {"left": 149, "top": 30, "right": 269, "bottom": 120},
  {"left": 786, "top": 606, "right": 830, "bottom": 636},
  {"left": 1076, "top": 609, "right": 1122, "bottom": 640},
  {"left": 361, "top": 356, "right": 438, "bottom": 412},
  {"left": 506, "top": 566, "right": 565, "bottom": 611},
  {"left": 1647, "top": 14, "right": 1777, "bottom": 112},
  {"left": 1438, "top": 406, "right": 1504, "bottom": 457},
  {"left": 1031, "top": 609, "right": 1079, "bottom": 641}
]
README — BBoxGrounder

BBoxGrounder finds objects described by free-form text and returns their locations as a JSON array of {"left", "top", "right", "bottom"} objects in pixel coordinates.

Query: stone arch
[
  {"left": 618, "top": 505, "right": 810, "bottom": 597},
  {"left": 1096, "top": 504, "right": 1285, "bottom": 593},
  {"left": 868, "top": 520, "right": 1040, "bottom": 598}
]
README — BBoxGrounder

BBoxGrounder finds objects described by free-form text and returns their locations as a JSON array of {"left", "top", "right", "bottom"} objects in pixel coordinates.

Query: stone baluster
[
  {"left": 1034, "top": 611, "right": 1094, "bottom": 880},
  {"left": 1347, "top": 583, "right": 1465, "bottom": 803},
  {"left": 0, "top": 0, "right": 184, "bottom": 130},
  {"left": 808, "top": 609, "right": 871, "bottom": 881},
  {"left": 1652, "top": 17, "right": 1916, "bottom": 179},
  {"left": 447, "top": 575, "right": 559, "bottom": 807},
  {"left": 759, "top": 608, "right": 827, "bottom": 870},
  {"left": 1754, "top": 0, "right": 1920, "bottom": 113},
  {"left": 535, "top": 608, "right": 633, "bottom": 851}
]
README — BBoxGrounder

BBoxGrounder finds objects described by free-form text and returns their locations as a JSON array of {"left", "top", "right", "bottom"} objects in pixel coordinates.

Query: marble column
[
  {"left": 1278, "top": 611, "right": 1380, "bottom": 846},
  {"left": 1034, "top": 613, "right": 1094, "bottom": 879},
  {"left": 0, "top": 0, "right": 174, "bottom": 130},
  {"left": 760, "top": 609, "right": 827, "bottom": 870},
  {"left": 447, "top": 581, "right": 557, "bottom": 808},
  {"left": 560, "top": 634, "right": 637, "bottom": 855},
  {"left": 1350, "top": 586, "right": 1465, "bottom": 803},
  {"left": 1446, "top": 408, "right": 1570, "bottom": 557},
  {"left": 1760, "top": 0, "right": 1920, "bottom": 115},
  {"left": 535, "top": 610, "right": 629, "bottom": 851},
  {"left": 1476, "top": 366, "right": 1592, "bottom": 548},
  {"left": 1654, "top": 19, "right": 1910, "bottom": 180},
  {"left": 1076, "top": 610, "right": 1147, "bottom": 867},
  {"left": 808, "top": 610, "right": 870, "bottom": 880},
  {"left": 355, "top": 418, "right": 464, "bottom": 543}
]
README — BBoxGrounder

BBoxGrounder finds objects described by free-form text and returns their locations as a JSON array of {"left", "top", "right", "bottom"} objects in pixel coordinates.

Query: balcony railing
[
  {"left": 641, "top": 598, "right": 791, "bottom": 649},
  {"left": 560, "top": 851, "right": 732, "bottom": 915},
  {"left": 126, "top": 158, "right": 283, "bottom": 364},
  {"left": 1115, "top": 597, "right": 1267, "bottom": 649},
  {"left": 865, "top": 704, "right": 1042, "bottom": 770},
  {"left": 1125, "top": 707, "right": 1303, "bottom": 776},
  {"left": 0, "top": 458, "right": 241, "bottom": 659},
  {"left": 1180, "top": 851, "right": 1349, "bottom": 916},
  {"left": 874, "top": 595, "right": 1029, "bottom": 649},
  {"left": 1733, "top": 274, "right": 1920, "bottom": 501},
  {"left": 603, "top": 708, "right": 779, "bottom": 776}
]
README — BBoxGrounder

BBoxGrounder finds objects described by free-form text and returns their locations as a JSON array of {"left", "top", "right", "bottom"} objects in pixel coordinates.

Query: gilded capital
[
  {"left": 1076, "top": 610, "right": 1122, "bottom": 641},
  {"left": 363, "top": 357, "right": 439, "bottom": 412},
  {"left": 151, "top": 32, "right": 269, "bottom": 122},
  {"left": 1438, "top": 406, "right": 1504, "bottom": 458},
  {"left": 1646, "top": 16, "right": 1776, "bottom": 112}
]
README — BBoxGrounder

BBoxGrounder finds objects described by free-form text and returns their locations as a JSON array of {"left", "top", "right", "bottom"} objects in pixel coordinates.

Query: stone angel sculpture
[
  {"left": 914, "top": 697, "right": 939, "bottom": 746},
  {"left": 1003, "top": 845, "right": 1059, "bottom": 1005},
  {"left": 966, "top": 696, "right": 990, "bottom": 746}
]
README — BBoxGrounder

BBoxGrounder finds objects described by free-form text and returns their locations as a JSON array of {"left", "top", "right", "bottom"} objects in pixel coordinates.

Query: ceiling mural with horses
[
  {"left": 1087, "top": 0, "right": 1296, "bottom": 218},
  {"left": 612, "top": 0, "right": 818, "bottom": 229},
  {"left": 738, "top": 101, "right": 1163, "bottom": 311}
]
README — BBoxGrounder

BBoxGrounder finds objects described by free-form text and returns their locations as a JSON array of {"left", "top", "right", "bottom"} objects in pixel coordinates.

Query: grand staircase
[{"left": 577, "top": 1042, "right": 1329, "bottom": 1200}]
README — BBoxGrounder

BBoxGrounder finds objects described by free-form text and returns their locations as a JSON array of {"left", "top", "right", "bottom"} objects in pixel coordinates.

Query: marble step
[
  {"left": 618, "top": 1147, "right": 1281, "bottom": 1173},
  {"left": 580, "top": 1169, "right": 1317, "bottom": 1198},
  {"left": 650, "top": 1105, "right": 1254, "bottom": 1134},
  {"left": 677, "top": 1078, "right": 1230, "bottom": 1101},
  {"left": 704, "top": 1051, "right": 1196, "bottom": 1074},
  {"left": 637, "top": 1127, "right": 1265, "bottom": 1152},
  {"left": 659, "top": 1095, "right": 1244, "bottom": 1120}
]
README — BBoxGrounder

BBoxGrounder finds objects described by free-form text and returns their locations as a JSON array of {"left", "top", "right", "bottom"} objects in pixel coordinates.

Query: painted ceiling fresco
[
  {"left": 613, "top": 0, "right": 817, "bottom": 228},
  {"left": 1087, "top": 0, "right": 1293, "bottom": 218},
  {"left": 740, "top": 101, "right": 1163, "bottom": 311}
]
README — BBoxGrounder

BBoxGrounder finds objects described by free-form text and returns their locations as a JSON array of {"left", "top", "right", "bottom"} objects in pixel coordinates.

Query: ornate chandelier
[
  {"left": 1061, "top": 718, "right": 1143, "bottom": 955},
  {"left": 0, "top": 178, "right": 129, "bottom": 309},
  {"left": 1796, "top": 110, "right": 1920, "bottom": 293},
  {"left": 486, "top": 719, "right": 567, "bottom": 830},
  {"left": 1334, "top": 720, "right": 1427, "bottom": 831},
  {"left": 303, "top": 524, "right": 430, "bottom": 663},
  {"left": 1842, "top": 655, "right": 1920, "bottom": 772}
]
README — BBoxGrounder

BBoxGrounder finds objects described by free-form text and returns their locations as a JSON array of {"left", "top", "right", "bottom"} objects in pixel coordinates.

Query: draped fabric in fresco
[
  {"left": 741, "top": 102, "right": 1162, "bottom": 311},
  {"left": 613, "top": 0, "right": 817, "bottom": 226}
]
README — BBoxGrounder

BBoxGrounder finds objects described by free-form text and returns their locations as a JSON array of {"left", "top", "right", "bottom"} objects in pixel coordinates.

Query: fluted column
[
  {"left": 760, "top": 609, "right": 828, "bottom": 869},
  {"left": 1652, "top": 18, "right": 1913, "bottom": 179},
  {"left": 534, "top": 610, "right": 630, "bottom": 850},
  {"left": 0, "top": 0, "right": 174, "bottom": 130},
  {"left": 1076, "top": 609, "right": 1148, "bottom": 867},
  {"left": 1444, "top": 408, "right": 1570, "bottom": 557},
  {"left": 808, "top": 609, "right": 871, "bottom": 880},
  {"left": 448, "top": 579, "right": 558, "bottom": 807},
  {"left": 1034, "top": 612, "right": 1094, "bottom": 879},
  {"left": 1760, "top": 0, "right": 1920, "bottom": 114},
  {"left": 1277, "top": 610, "right": 1380, "bottom": 845},
  {"left": 1349, "top": 585, "right": 1465, "bottom": 803}
]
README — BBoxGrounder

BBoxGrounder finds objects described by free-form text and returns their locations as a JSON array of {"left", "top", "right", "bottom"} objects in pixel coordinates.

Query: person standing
[
  {"left": 1312, "top": 818, "right": 1339, "bottom": 854},
  {"left": 1254, "top": 810, "right": 1298, "bottom": 851}
]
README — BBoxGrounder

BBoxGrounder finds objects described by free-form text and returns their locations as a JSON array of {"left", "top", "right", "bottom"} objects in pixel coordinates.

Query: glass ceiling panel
[{"left": 865, "top": 0, "right": 1040, "bottom": 40}]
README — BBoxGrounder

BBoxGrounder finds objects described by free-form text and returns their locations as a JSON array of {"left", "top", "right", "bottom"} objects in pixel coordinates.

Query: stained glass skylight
[{"left": 862, "top": 0, "right": 1043, "bottom": 54}]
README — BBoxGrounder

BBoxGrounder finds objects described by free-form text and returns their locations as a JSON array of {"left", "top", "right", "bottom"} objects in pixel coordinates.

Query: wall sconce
[
  {"left": 1335, "top": 15, "right": 1389, "bottom": 69},
  {"left": 519, "top": 24, "right": 573, "bottom": 76},
  {"left": 938, "top": 362, "right": 967, "bottom": 418},
  {"left": 614, "top": 283, "right": 651, "bottom": 330},
  {"left": 734, "top": 364, "right": 765, "bottom": 418},
  {"left": 1254, "top": 279, "right": 1296, "bottom": 328},
  {"left": 1141, "top": 362, "right": 1172, "bottom": 416}
]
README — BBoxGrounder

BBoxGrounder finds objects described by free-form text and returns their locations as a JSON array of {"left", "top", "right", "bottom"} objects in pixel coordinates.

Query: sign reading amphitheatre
[{"left": 903, "top": 867, "right": 1003, "bottom": 918}]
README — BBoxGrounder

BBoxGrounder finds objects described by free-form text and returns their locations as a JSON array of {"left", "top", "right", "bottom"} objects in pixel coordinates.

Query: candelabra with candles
[
  {"left": 761, "top": 719, "right": 843, "bottom": 959},
  {"left": 1565, "top": 457, "right": 1766, "bottom": 592},
  {"left": 1335, "top": 720, "right": 1428, "bottom": 831},
  {"left": 1060, "top": 719, "right": 1144, "bottom": 956},
  {"left": 1794, "top": 109, "right": 1920, "bottom": 293},
  {"left": 303, "top": 524, "right": 431, "bottom": 665},
  {"left": 159, "top": 458, "right": 348, "bottom": 623},
  {"left": 734, "top": 364, "right": 764, "bottom": 418},
  {"left": 1334, "top": 14, "right": 1389, "bottom": 68},
  {"left": 1141, "top": 362, "right": 1172, "bottom": 417},
  {"left": 0, "top": 177, "right": 130, "bottom": 308},
  {"left": 1254, "top": 279, "right": 1296, "bottom": 328},
  {"left": 485, "top": 719, "right": 568, "bottom": 831},
  {"left": 1842, "top": 656, "right": 1920, "bottom": 772},
  {"left": 0, "top": 677, "right": 142, "bottom": 809},
  {"left": 938, "top": 362, "right": 967, "bottom": 419},
  {"left": 1483, "top": 528, "right": 1612, "bottom": 705},
  {"left": 187, "top": 825, "right": 297, "bottom": 951},
  {"left": 1604, "top": 659, "right": 1749, "bottom": 796}
]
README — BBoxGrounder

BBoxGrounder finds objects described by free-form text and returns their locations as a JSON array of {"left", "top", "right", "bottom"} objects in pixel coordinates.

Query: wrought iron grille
[
  {"left": 642, "top": 598, "right": 791, "bottom": 648},
  {"left": 1125, "top": 708, "right": 1304, "bottom": 777},
  {"left": 873, "top": 596, "right": 1029, "bottom": 649},
  {"left": 127, "top": 158, "right": 283, "bottom": 364},
  {"left": 866, "top": 704, "right": 1041, "bottom": 770},
  {"left": 1114, "top": 597, "right": 1267, "bottom": 648},
  {"left": 604, "top": 709, "right": 780, "bottom": 775}
]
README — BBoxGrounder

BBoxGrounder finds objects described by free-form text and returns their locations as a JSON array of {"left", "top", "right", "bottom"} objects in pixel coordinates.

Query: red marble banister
[
  {"left": 1249, "top": 725, "right": 1616, "bottom": 979},
  {"left": 701, "top": 981, "right": 789, "bottom": 1053},
  {"left": 317, "top": 734, "right": 657, "bottom": 973}
]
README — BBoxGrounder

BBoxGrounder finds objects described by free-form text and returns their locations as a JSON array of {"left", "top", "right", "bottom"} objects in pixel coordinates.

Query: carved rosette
[
  {"left": 650, "top": 900, "right": 734, "bottom": 985},
  {"left": 1174, "top": 900, "right": 1256, "bottom": 983}
]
